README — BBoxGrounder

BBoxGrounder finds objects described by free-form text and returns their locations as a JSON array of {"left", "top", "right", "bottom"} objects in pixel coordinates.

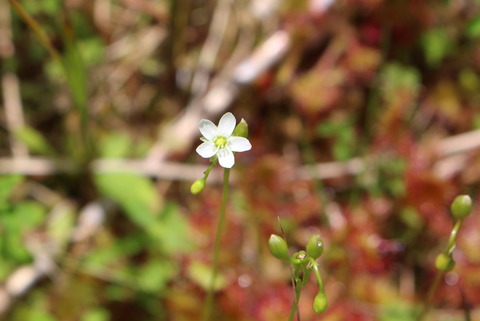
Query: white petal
[
  {"left": 228, "top": 136, "right": 252, "bottom": 152},
  {"left": 196, "top": 142, "right": 218, "bottom": 158},
  {"left": 217, "top": 148, "right": 235, "bottom": 168},
  {"left": 199, "top": 119, "right": 218, "bottom": 140},
  {"left": 217, "top": 112, "right": 236, "bottom": 137}
]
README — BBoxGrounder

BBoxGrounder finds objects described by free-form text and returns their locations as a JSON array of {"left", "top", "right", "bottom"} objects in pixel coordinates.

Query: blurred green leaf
[
  {"left": 187, "top": 261, "right": 226, "bottom": 291},
  {"left": 94, "top": 173, "right": 161, "bottom": 228},
  {"left": 136, "top": 260, "right": 176, "bottom": 293},
  {"left": 421, "top": 28, "right": 452, "bottom": 67},
  {"left": 62, "top": 28, "right": 87, "bottom": 113},
  {"left": 81, "top": 308, "right": 110, "bottom": 321},
  {"left": 380, "top": 63, "right": 420, "bottom": 98},
  {"left": 0, "top": 175, "right": 23, "bottom": 203},
  {"left": 14, "top": 126, "right": 55, "bottom": 156},
  {"left": 378, "top": 302, "right": 417, "bottom": 321},
  {"left": 47, "top": 204, "right": 75, "bottom": 251},
  {"left": 148, "top": 203, "right": 193, "bottom": 254},
  {"left": 23, "top": 0, "right": 60, "bottom": 15},
  {"left": 98, "top": 133, "right": 132, "bottom": 158},
  {"left": 466, "top": 17, "right": 480, "bottom": 38}
]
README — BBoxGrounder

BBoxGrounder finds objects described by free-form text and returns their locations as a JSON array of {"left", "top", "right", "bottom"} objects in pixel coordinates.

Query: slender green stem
[
  {"left": 288, "top": 283, "right": 302, "bottom": 321},
  {"left": 202, "top": 168, "right": 230, "bottom": 321},
  {"left": 446, "top": 218, "right": 463, "bottom": 253},
  {"left": 310, "top": 259, "right": 324, "bottom": 292},
  {"left": 418, "top": 219, "right": 464, "bottom": 321},
  {"left": 417, "top": 271, "right": 443, "bottom": 321}
]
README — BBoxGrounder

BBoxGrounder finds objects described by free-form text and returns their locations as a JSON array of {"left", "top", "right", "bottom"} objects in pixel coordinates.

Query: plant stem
[
  {"left": 446, "top": 218, "right": 463, "bottom": 253},
  {"left": 288, "top": 284, "right": 302, "bottom": 321},
  {"left": 417, "top": 271, "right": 443, "bottom": 321},
  {"left": 202, "top": 168, "right": 230, "bottom": 321}
]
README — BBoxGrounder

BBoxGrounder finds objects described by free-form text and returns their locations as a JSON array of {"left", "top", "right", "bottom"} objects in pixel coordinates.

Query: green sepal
[{"left": 233, "top": 118, "right": 249, "bottom": 138}]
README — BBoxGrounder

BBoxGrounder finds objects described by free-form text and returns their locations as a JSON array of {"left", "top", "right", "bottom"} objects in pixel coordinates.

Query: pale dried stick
[{"left": 0, "top": 2, "right": 28, "bottom": 157}]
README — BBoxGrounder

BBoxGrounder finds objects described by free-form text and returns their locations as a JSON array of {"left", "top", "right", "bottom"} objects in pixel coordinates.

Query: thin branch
[{"left": 0, "top": 2, "right": 28, "bottom": 157}]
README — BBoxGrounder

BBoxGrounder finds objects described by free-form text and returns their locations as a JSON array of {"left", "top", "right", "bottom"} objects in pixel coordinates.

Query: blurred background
[{"left": 1, "top": 0, "right": 480, "bottom": 320}]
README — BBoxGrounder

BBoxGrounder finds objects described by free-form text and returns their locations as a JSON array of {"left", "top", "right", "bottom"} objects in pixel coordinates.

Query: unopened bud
[
  {"left": 313, "top": 291, "right": 328, "bottom": 313},
  {"left": 233, "top": 118, "right": 249, "bottom": 138},
  {"left": 306, "top": 235, "right": 324, "bottom": 259},
  {"left": 435, "top": 253, "right": 455, "bottom": 271},
  {"left": 268, "top": 234, "right": 290, "bottom": 261},
  {"left": 451, "top": 195, "right": 473, "bottom": 219},
  {"left": 190, "top": 178, "right": 206, "bottom": 195},
  {"left": 290, "top": 250, "right": 308, "bottom": 267}
]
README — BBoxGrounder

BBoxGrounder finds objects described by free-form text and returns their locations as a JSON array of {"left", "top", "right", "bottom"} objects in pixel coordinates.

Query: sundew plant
[{"left": 2, "top": 1, "right": 480, "bottom": 321}]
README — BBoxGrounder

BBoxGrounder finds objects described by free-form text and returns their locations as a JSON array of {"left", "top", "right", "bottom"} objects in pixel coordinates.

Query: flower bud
[
  {"left": 313, "top": 291, "right": 328, "bottom": 313},
  {"left": 268, "top": 234, "right": 290, "bottom": 261},
  {"left": 190, "top": 178, "right": 206, "bottom": 195},
  {"left": 306, "top": 235, "right": 324, "bottom": 259},
  {"left": 435, "top": 253, "right": 455, "bottom": 271},
  {"left": 450, "top": 195, "right": 473, "bottom": 219},
  {"left": 233, "top": 118, "right": 249, "bottom": 138},
  {"left": 290, "top": 250, "right": 308, "bottom": 267}
]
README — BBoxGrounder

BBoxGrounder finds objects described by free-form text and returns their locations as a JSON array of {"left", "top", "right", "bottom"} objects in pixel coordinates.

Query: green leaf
[
  {"left": 0, "top": 175, "right": 23, "bottom": 203},
  {"left": 94, "top": 173, "right": 161, "bottom": 228},
  {"left": 135, "top": 260, "right": 176, "bottom": 293},
  {"left": 421, "top": 28, "right": 452, "bottom": 67},
  {"left": 378, "top": 302, "right": 418, "bottom": 321},
  {"left": 147, "top": 203, "right": 193, "bottom": 254},
  {"left": 98, "top": 133, "right": 132, "bottom": 158},
  {"left": 14, "top": 127, "right": 55, "bottom": 156},
  {"left": 187, "top": 261, "right": 226, "bottom": 291},
  {"left": 61, "top": 29, "right": 87, "bottom": 113},
  {"left": 47, "top": 205, "right": 75, "bottom": 251},
  {"left": 81, "top": 308, "right": 110, "bottom": 321},
  {"left": 466, "top": 17, "right": 480, "bottom": 38}
]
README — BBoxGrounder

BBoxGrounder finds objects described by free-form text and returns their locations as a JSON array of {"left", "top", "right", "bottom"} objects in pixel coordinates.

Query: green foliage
[
  {"left": 0, "top": 195, "right": 47, "bottom": 268},
  {"left": 81, "top": 309, "right": 110, "bottom": 321},
  {"left": 378, "top": 302, "right": 417, "bottom": 321},
  {"left": 465, "top": 17, "right": 480, "bottom": 38},
  {"left": 380, "top": 63, "right": 420, "bottom": 99},
  {"left": 0, "top": 175, "right": 23, "bottom": 203},
  {"left": 421, "top": 28, "right": 453, "bottom": 67},
  {"left": 14, "top": 126, "right": 55, "bottom": 155},
  {"left": 316, "top": 119, "right": 356, "bottom": 161},
  {"left": 187, "top": 261, "right": 226, "bottom": 291},
  {"left": 94, "top": 173, "right": 161, "bottom": 228},
  {"left": 98, "top": 133, "right": 133, "bottom": 158}
]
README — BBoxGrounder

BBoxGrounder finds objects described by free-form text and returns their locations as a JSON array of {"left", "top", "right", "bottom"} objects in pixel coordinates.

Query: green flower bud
[
  {"left": 233, "top": 118, "right": 249, "bottom": 138},
  {"left": 306, "top": 235, "right": 324, "bottom": 259},
  {"left": 313, "top": 291, "right": 328, "bottom": 313},
  {"left": 290, "top": 250, "right": 308, "bottom": 267},
  {"left": 190, "top": 178, "right": 206, "bottom": 195},
  {"left": 268, "top": 234, "right": 290, "bottom": 261},
  {"left": 451, "top": 195, "right": 473, "bottom": 219},
  {"left": 435, "top": 253, "right": 455, "bottom": 271}
]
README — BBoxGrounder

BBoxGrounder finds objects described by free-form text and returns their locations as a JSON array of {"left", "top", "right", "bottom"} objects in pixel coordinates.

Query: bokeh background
[{"left": 1, "top": 0, "right": 480, "bottom": 320}]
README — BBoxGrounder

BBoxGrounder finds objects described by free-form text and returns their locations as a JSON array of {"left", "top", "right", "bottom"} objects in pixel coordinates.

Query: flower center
[{"left": 214, "top": 136, "right": 228, "bottom": 149}]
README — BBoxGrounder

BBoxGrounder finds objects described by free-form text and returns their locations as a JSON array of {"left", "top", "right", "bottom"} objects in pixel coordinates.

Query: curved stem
[{"left": 202, "top": 168, "right": 230, "bottom": 321}]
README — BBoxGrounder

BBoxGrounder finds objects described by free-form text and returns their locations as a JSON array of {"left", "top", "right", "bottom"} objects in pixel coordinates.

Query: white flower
[{"left": 196, "top": 112, "right": 252, "bottom": 168}]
